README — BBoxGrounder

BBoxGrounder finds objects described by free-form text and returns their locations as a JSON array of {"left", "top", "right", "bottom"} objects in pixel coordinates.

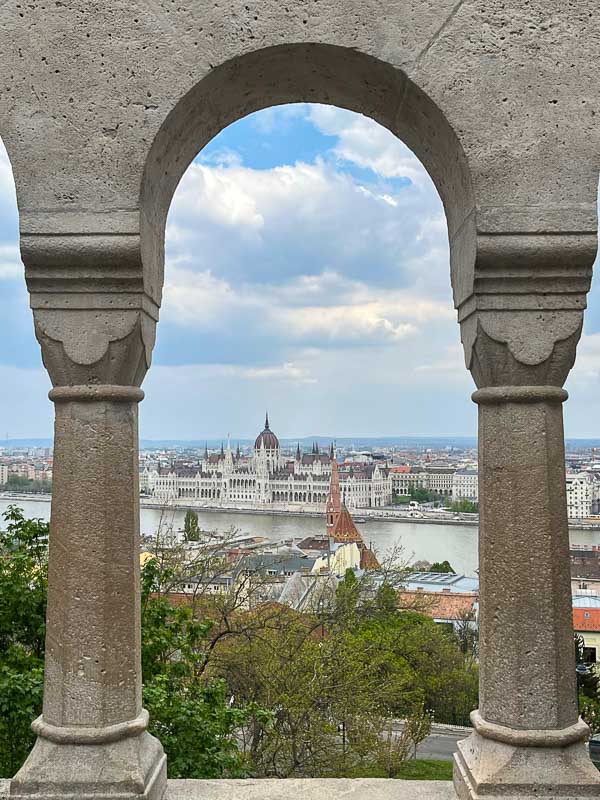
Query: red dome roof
[{"left": 255, "top": 413, "right": 279, "bottom": 450}]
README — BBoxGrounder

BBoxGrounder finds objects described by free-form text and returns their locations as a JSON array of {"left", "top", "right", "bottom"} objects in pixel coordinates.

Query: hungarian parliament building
[{"left": 140, "top": 415, "right": 392, "bottom": 511}]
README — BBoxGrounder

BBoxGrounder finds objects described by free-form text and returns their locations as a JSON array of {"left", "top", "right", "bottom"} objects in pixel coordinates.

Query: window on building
[{"left": 583, "top": 646, "right": 597, "bottom": 663}]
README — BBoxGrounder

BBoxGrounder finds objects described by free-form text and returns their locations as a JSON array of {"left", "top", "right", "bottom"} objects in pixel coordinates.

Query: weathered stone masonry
[{"left": 1, "top": 2, "right": 600, "bottom": 798}]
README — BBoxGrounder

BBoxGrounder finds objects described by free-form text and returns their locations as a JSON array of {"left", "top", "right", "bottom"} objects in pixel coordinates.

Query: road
[
  {"left": 392, "top": 722, "right": 469, "bottom": 762},
  {"left": 416, "top": 727, "right": 468, "bottom": 761}
]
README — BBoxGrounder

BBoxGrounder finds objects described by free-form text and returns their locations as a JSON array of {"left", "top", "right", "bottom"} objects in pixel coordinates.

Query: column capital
[
  {"left": 456, "top": 230, "right": 595, "bottom": 390},
  {"left": 33, "top": 305, "right": 156, "bottom": 389},
  {"left": 21, "top": 215, "right": 158, "bottom": 389}
]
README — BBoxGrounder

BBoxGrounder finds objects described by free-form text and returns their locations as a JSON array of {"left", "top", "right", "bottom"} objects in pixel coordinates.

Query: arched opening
[
  {"left": 141, "top": 43, "right": 475, "bottom": 311},
  {"left": 139, "top": 51, "right": 481, "bottom": 632}
]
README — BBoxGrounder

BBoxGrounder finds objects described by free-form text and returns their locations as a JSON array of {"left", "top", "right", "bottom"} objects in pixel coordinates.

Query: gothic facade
[{"left": 140, "top": 415, "right": 392, "bottom": 510}]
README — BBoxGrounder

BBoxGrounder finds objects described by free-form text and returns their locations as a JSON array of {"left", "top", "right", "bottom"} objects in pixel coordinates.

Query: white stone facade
[
  {"left": 391, "top": 468, "right": 462, "bottom": 499},
  {"left": 566, "top": 472, "right": 596, "bottom": 519},
  {"left": 141, "top": 420, "right": 392, "bottom": 511},
  {"left": 451, "top": 469, "right": 479, "bottom": 502}
]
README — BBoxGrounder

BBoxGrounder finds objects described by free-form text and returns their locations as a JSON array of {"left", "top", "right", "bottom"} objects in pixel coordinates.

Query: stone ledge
[
  {"left": 0, "top": 777, "right": 456, "bottom": 800},
  {"left": 167, "top": 779, "right": 456, "bottom": 800}
]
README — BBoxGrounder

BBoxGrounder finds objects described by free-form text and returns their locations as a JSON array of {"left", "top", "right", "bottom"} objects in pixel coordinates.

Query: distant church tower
[
  {"left": 325, "top": 450, "right": 379, "bottom": 569},
  {"left": 326, "top": 454, "right": 342, "bottom": 534}
]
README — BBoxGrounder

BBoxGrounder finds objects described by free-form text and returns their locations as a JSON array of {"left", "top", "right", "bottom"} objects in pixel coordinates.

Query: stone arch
[
  {"left": 141, "top": 43, "right": 475, "bottom": 310},
  {"left": 5, "top": 17, "right": 600, "bottom": 800}
]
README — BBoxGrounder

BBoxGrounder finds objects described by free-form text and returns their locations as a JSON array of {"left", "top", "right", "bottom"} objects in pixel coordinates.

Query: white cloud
[
  {"left": 0, "top": 365, "right": 53, "bottom": 438},
  {"left": 165, "top": 150, "right": 451, "bottom": 312},
  {"left": 0, "top": 244, "right": 22, "bottom": 280},
  {"left": 250, "top": 105, "right": 307, "bottom": 135},
  {"left": 0, "top": 141, "right": 17, "bottom": 199},
  {"left": 162, "top": 263, "right": 453, "bottom": 349},
  {"left": 569, "top": 333, "right": 600, "bottom": 382},
  {"left": 414, "top": 345, "right": 466, "bottom": 375},
  {"left": 307, "top": 105, "right": 432, "bottom": 186}
]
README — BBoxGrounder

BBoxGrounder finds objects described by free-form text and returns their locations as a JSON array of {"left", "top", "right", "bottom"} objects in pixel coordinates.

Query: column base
[
  {"left": 453, "top": 710, "right": 600, "bottom": 799},
  {"left": 9, "top": 712, "right": 167, "bottom": 800}
]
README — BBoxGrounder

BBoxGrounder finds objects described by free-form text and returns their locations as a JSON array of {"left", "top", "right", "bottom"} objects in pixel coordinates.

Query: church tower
[
  {"left": 326, "top": 455, "right": 342, "bottom": 534},
  {"left": 325, "top": 450, "right": 379, "bottom": 569}
]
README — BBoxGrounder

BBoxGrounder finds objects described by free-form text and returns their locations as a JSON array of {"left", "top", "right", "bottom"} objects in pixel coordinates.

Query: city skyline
[{"left": 2, "top": 104, "right": 600, "bottom": 438}]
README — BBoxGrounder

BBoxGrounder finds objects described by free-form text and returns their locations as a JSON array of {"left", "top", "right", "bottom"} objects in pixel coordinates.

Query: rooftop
[
  {"left": 405, "top": 572, "right": 479, "bottom": 592},
  {"left": 572, "top": 595, "right": 600, "bottom": 608}
]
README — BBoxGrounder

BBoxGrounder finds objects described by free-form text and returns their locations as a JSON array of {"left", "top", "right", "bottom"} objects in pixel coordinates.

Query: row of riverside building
[{"left": 139, "top": 414, "right": 480, "bottom": 510}]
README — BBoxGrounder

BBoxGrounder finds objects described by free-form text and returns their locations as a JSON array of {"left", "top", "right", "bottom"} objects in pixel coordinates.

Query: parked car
[{"left": 589, "top": 734, "right": 600, "bottom": 771}]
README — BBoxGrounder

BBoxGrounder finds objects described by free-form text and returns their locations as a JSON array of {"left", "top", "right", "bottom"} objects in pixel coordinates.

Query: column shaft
[
  {"left": 11, "top": 386, "right": 166, "bottom": 800},
  {"left": 44, "top": 393, "right": 142, "bottom": 727},
  {"left": 477, "top": 392, "right": 577, "bottom": 729},
  {"left": 454, "top": 386, "right": 600, "bottom": 799}
]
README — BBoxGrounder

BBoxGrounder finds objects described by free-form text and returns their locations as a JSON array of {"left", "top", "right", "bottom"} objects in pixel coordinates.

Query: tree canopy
[{"left": 1, "top": 508, "right": 480, "bottom": 779}]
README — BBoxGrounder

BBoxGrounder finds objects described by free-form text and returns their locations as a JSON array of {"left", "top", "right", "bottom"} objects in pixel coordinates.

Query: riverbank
[
  {"left": 2, "top": 491, "right": 599, "bottom": 531},
  {"left": 4, "top": 496, "right": 600, "bottom": 576}
]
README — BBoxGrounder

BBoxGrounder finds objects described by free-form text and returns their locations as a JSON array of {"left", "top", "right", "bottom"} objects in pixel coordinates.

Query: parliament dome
[{"left": 255, "top": 413, "right": 279, "bottom": 450}]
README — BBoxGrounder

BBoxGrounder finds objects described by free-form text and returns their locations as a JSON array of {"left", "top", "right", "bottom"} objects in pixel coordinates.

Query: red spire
[
  {"left": 325, "top": 455, "right": 380, "bottom": 569},
  {"left": 326, "top": 457, "right": 341, "bottom": 533}
]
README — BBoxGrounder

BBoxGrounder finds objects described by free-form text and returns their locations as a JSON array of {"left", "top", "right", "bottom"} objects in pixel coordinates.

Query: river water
[{"left": 2, "top": 497, "right": 600, "bottom": 578}]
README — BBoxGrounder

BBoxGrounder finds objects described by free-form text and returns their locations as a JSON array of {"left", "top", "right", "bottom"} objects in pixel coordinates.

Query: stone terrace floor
[{"left": 0, "top": 779, "right": 456, "bottom": 799}]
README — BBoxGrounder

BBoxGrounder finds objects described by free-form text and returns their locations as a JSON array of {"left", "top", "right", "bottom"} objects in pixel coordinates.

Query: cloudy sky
[{"left": 1, "top": 104, "right": 600, "bottom": 440}]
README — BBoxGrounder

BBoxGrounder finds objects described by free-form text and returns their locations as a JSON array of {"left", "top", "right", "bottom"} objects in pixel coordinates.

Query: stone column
[
  {"left": 454, "top": 384, "right": 600, "bottom": 798},
  {"left": 452, "top": 224, "right": 600, "bottom": 797},
  {"left": 10, "top": 216, "right": 166, "bottom": 800},
  {"left": 10, "top": 384, "right": 166, "bottom": 800}
]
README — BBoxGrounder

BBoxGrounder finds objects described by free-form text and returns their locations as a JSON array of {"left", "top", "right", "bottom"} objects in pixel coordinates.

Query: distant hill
[
  {"left": 3, "top": 436, "right": 600, "bottom": 453},
  {"left": 0, "top": 439, "right": 54, "bottom": 449}
]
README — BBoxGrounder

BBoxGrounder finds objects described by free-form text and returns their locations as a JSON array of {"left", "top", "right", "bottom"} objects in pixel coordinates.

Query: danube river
[{"left": 2, "top": 496, "right": 600, "bottom": 577}]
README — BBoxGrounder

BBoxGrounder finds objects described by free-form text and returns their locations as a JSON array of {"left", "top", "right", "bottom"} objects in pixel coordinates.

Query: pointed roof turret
[
  {"left": 204, "top": 442, "right": 209, "bottom": 459},
  {"left": 315, "top": 441, "right": 319, "bottom": 454},
  {"left": 326, "top": 456, "right": 342, "bottom": 534},
  {"left": 265, "top": 411, "right": 270, "bottom": 430},
  {"left": 330, "top": 442, "right": 335, "bottom": 459},
  {"left": 220, "top": 441, "right": 224, "bottom": 457},
  {"left": 236, "top": 442, "right": 241, "bottom": 459},
  {"left": 325, "top": 458, "right": 379, "bottom": 569},
  {"left": 296, "top": 442, "right": 301, "bottom": 461}
]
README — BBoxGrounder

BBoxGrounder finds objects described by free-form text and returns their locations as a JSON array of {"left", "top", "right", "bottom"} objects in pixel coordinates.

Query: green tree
[
  {"left": 449, "top": 499, "right": 479, "bottom": 514},
  {"left": 183, "top": 510, "right": 200, "bottom": 541},
  {"left": 0, "top": 509, "right": 257, "bottom": 780},
  {"left": 5, "top": 474, "right": 52, "bottom": 494},
  {"left": 140, "top": 556, "right": 257, "bottom": 778},
  {"left": 0, "top": 506, "right": 48, "bottom": 777},
  {"left": 429, "top": 560, "right": 454, "bottom": 574}
]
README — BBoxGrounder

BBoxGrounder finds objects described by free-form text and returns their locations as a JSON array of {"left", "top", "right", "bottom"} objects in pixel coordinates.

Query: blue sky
[{"left": 1, "top": 104, "right": 600, "bottom": 440}]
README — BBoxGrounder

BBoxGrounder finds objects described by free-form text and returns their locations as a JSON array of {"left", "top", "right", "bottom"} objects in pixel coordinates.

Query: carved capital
[
  {"left": 32, "top": 306, "right": 156, "bottom": 388},
  {"left": 461, "top": 311, "right": 583, "bottom": 389},
  {"left": 455, "top": 227, "right": 595, "bottom": 389},
  {"left": 21, "top": 212, "right": 159, "bottom": 388}
]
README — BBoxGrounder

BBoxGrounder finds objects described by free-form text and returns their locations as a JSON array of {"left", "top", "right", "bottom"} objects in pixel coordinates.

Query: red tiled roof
[{"left": 400, "top": 590, "right": 477, "bottom": 621}]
